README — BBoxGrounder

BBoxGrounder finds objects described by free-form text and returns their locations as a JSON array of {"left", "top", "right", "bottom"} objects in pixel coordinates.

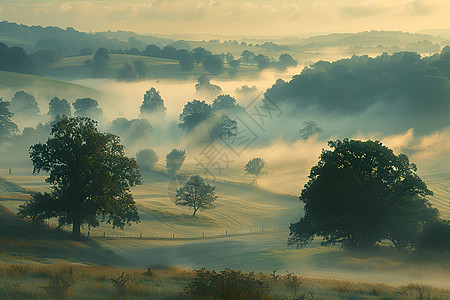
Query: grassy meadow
[{"left": 1, "top": 155, "right": 449, "bottom": 288}]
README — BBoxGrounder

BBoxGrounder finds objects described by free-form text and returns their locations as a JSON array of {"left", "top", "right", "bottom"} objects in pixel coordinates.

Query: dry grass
[{"left": 0, "top": 264, "right": 449, "bottom": 299}]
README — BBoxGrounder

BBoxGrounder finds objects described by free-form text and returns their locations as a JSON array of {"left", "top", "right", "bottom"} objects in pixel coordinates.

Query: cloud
[
  {"left": 0, "top": 0, "right": 449, "bottom": 35},
  {"left": 340, "top": 1, "right": 391, "bottom": 17},
  {"left": 406, "top": 0, "right": 434, "bottom": 16},
  {"left": 381, "top": 128, "right": 415, "bottom": 153},
  {"left": 59, "top": 3, "right": 72, "bottom": 12}
]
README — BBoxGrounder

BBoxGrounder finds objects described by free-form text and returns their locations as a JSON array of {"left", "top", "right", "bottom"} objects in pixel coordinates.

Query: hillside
[
  {"left": 41, "top": 54, "right": 261, "bottom": 81},
  {"left": 300, "top": 31, "right": 443, "bottom": 48},
  {"left": 0, "top": 70, "right": 100, "bottom": 100},
  {"left": 0, "top": 176, "right": 124, "bottom": 266},
  {"left": 0, "top": 204, "right": 127, "bottom": 266},
  {"left": 0, "top": 165, "right": 299, "bottom": 239}
]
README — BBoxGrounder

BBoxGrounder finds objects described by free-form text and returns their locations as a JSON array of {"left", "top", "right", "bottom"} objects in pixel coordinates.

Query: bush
[
  {"left": 184, "top": 268, "right": 270, "bottom": 300},
  {"left": 136, "top": 149, "right": 158, "bottom": 171}
]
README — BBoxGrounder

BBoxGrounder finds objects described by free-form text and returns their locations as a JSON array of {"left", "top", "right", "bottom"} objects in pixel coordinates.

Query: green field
[
  {"left": 0, "top": 70, "right": 100, "bottom": 101},
  {"left": 42, "top": 54, "right": 261, "bottom": 81}
]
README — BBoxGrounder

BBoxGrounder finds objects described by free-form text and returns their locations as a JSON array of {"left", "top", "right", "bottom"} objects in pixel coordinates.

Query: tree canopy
[
  {"left": 166, "top": 148, "right": 186, "bottom": 174},
  {"left": 0, "top": 98, "right": 18, "bottom": 143},
  {"left": 117, "top": 62, "right": 139, "bottom": 81},
  {"left": 175, "top": 175, "right": 217, "bottom": 216},
  {"left": 48, "top": 97, "right": 71, "bottom": 119},
  {"left": 178, "top": 100, "right": 213, "bottom": 133},
  {"left": 93, "top": 47, "right": 110, "bottom": 62},
  {"left": 136, "top": 148, "right": 159, "bottom": 171},
  {"left": 203, "top": 55, "right": 224, "bottom": 75},
  {"left": 212, "top": 94, "right": 243, "bottom": 113},
  {"left": 195, "top": 76, "right": 222, "bottom": 98},
  {"left": 299, "top": 120, "right": 323, "bottom": 139},
  {"left": 73, "top": 98, "right": 103, "bottom": 120},
  {"left": 91, "top": 48, "right": 110, "bottom": 78},
  {"left": 244, "top": 158, "right": 268, "bottom": 183},
  {"left": 288, "top": 139, "right": 439, "bottom": 249},
  {"left": 10, "top": 91, "right": 40, "bottom": 116},
  {"left": 209, "top": 114, "right": 238, "bottom": 141},
  {"left": 179, "top": 52, "right": 195, "bottom": 71},
  {"left": 18, "top": 117, "right": 141, "bottom": 238},
  {"left": 133, "top": 61, "right": 149, "bottom": 79},
  {"left": 140, "top": 87, "right": 167, "bottom": 116},
  {"left": 193, "top": 47, "right": 212, "bottom": 65}
]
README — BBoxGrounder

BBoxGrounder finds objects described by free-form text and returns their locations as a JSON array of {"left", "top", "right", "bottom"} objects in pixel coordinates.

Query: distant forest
[
  {"left": 265, "top": 49, "right": 450, "bottom": 134},
  {"left": 0, "top": 21, "right": 172, "bottom": 56}
]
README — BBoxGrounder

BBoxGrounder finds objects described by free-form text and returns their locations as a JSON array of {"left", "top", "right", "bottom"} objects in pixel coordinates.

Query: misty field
[{"left": 1, "top": 153, "right": 449, "bottom": 287}]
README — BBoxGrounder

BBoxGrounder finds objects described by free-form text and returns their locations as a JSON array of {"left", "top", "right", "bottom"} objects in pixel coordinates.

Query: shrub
[
  {"left": 41, "top": 270, "right": 73, "bottom": 299},
  {"left": 111, "top": 272, "right": 141, "bottom": 298},
  {"left": 184, "top": 268, "right": 270, "bottom": 299}
]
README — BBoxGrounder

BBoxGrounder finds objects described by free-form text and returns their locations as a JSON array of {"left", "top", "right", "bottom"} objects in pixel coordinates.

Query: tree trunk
[
  {"left": 72, "top": 218, "right": 81, "bottom": 239},
  {"left": 192, "top": 208, "right": 197, "bottom": 217}
]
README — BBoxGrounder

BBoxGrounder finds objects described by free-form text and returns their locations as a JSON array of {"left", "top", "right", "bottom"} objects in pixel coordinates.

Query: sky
[{"left": 0, "top": 0, "right": 449, "bottom": 36}]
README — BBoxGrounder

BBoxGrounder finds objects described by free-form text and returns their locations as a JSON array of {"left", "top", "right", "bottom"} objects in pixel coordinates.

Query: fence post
[{"left": 140, "top": 232, "right": 142, "bottom": 239}]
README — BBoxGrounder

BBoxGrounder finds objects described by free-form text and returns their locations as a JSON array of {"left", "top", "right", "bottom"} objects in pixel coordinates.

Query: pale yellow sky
[{"left": 0, "top": 0, "right": 449, "bottom": 36}]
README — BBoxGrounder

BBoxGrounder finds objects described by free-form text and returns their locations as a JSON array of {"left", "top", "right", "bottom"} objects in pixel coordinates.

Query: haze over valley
[{"left": 0, "top": 1, "right": 449, "bottom": 298}]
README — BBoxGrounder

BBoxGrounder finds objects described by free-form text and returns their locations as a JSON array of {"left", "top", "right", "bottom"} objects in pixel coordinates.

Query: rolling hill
[{"left": 0, "top": 70, "right": 100, "bottom": 100}]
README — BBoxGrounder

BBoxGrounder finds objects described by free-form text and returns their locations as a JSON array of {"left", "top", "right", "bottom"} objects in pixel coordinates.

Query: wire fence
[{"left": 88, "top": 225, "right": 286, "bottom": 241}]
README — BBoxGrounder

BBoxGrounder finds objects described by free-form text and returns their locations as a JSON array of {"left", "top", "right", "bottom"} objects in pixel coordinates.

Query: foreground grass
[
  {"left": 0, "top": 205, "right": 125, "bottom": 266},
  {"left": 0, "top": 263, "right": 449, "bottom": 299}
]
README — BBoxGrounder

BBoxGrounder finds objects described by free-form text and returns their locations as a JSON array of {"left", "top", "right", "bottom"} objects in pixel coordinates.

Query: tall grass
[{"left": 0, "top": 264, "right": 449, "bottom": 299}]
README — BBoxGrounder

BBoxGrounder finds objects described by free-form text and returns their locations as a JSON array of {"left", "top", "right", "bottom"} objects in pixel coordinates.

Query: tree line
[
  {"left": 265, "top": 48, "right": 450, "bottom": 134},
  {"left": 0, "top": 42, "right": 64, "bottom": 74}
]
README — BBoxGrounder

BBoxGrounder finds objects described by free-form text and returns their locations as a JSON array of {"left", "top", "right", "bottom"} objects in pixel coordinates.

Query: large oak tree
[
  {"left": 19, "top": 117, "right": 141, "bottom": 238},
  {"left": 288, "top": 139, "right": 438, "bottom": 249}
]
